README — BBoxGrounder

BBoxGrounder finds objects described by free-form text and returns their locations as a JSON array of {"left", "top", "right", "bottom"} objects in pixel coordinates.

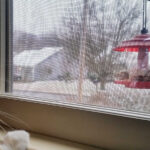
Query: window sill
[
  {"left": 0, "top": 93, "right": 150, "bottom": 121},
  {"left": 0, "top": 131, "right": 101, "bottom": 150},
  {"left": 0, "top": 94, "right": 150, "bottom": 150}
]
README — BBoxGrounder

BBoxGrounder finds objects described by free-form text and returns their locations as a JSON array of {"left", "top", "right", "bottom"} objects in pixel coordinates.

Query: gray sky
[
  {"left": 14, "top": 0, "right": 71, "bottom": 35},
  {"left": 14, "top": 0, "right": 150, "bottom": 35}
]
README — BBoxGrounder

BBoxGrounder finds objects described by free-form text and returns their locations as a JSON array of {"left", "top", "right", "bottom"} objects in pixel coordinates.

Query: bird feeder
[{"left": 113, "top": 0, "right": 150, "bottom": 89}]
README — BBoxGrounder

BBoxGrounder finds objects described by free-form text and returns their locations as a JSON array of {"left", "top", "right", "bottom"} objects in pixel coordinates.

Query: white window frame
[
  {"left": 0, "top": 1, "right": 150, "bottom": 149},
  {"left": 0, "top": 0, "right": 150, "bottom": 120},
  {"left": 0, "top": 0, "right": 149, "bottom": 121}
]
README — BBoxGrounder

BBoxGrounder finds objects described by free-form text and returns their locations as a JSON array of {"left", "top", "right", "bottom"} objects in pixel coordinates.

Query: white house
[{"left": 14, "top": 47, "right": 80, "bottom": 82}]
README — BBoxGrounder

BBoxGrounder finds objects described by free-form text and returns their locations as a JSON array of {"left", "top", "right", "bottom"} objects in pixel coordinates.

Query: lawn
[{"left": 13, "top": 80, "right": 150, "bottom": 113}]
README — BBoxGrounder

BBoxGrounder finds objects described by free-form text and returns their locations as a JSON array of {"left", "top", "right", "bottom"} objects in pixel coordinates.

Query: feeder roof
[{"left": 113, "top": 34, "right": 150, "bottom": 52}]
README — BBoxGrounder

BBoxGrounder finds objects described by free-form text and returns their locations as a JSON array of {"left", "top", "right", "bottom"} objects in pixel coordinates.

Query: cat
[{"left": 0, "top": 130, "right": 35, "bottom": 150}]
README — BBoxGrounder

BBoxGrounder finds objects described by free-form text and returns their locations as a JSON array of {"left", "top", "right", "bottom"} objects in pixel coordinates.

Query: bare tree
[{"left": 59, "top": 0, "right": 141, "bottom": 90}]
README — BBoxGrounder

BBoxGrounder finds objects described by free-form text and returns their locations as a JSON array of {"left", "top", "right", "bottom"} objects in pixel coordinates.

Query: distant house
[{"left": 13, "top": 47, "right": 81, "bottom": 82}]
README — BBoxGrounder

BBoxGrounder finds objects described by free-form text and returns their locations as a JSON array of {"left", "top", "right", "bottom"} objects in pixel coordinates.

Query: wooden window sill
[{"left": 0, "top": 131, "right": 101, "bottom": 150}]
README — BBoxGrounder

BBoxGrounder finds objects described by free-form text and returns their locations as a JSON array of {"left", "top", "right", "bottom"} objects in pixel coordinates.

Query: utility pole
[{"left": 78, "top": 0, "right": 88, "bottom": 102}]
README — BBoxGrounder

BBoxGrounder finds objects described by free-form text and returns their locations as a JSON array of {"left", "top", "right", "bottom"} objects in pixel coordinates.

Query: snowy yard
[
  {"left": 13, "top": 80, "right": 150, "bottom": 113},
  {"left": 14, "top": 80, "right": 98, "bottom": 96}
]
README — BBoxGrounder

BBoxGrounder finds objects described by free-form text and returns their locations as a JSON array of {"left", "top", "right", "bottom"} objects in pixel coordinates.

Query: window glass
[{"left": 13, "top": 0, "right": 150, "bottom": 113}]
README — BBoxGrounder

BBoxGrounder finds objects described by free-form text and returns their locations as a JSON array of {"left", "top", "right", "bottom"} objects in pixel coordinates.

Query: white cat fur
[{"left": 0, "top": 130, "right": 31, "bottom": 150}]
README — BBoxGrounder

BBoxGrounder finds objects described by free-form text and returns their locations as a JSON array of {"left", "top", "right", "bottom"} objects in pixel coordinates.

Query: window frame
[
  {"left": 0, "top": 0, "right": 150, "bottom": 120},
  {"left": 0, "top": 1, "right": 150, "bottom": 149},
  {"left": 0, "top": 0, "right": 6, "bottom": 93},
  {"left": 0, "top": 0, "right": 149, "bottom": 121},
  {"left": 0, "top": 0, "right": 13, "bottom": 93},
  {"left": 5, "top": 0, "right": 13, "bottom": 92},
  {"left": 0, "top": 0, "right": 150, "bottom": 122}
]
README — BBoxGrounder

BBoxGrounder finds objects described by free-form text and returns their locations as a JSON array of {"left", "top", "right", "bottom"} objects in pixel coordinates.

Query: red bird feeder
[{"left": 113, "top": 0, "right": 150, "bottom": 89}]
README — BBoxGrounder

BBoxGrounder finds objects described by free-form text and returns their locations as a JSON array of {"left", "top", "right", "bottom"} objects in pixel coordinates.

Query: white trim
[{"left": 0, "top": 94, "right": 150, "bottom": 121}]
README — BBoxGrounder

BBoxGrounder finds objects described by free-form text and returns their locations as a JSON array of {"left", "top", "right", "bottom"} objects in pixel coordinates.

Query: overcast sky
[
  {"left": 14, "top": 0, "right": 150, "bottom": 35},
  {"left": 14, "top": 0, "right": 71, "bottom": 35}
]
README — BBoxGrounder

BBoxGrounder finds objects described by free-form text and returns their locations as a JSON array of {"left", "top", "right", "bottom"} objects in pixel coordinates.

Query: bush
[
  {"left": 87, "top": 72, "right": 100, "bottom": 85},
  {"left": 57, "top": 72, "right": 72, "bottom": 82}
]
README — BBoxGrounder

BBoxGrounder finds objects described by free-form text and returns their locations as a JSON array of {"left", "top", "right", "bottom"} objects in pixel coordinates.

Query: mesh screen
[{"left": 13, "top": 0, "right": 150, "bottom": 113}]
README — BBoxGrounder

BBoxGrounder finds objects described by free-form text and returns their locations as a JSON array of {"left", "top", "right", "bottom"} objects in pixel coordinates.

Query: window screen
[{"left": 12, "top": 0, "right": 150, "bottom": 113}]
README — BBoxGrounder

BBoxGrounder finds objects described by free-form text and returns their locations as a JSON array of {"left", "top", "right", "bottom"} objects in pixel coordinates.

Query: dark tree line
[{"left": 13, "top": 30, "right": 61, "bottom": 54}]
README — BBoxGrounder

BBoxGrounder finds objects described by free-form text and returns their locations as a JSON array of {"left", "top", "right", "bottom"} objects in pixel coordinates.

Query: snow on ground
[
  {"left": 13, "top": 80, "right": 150, "bottom": 113},
  {"left": 14, "top": 80, "right": 96, "bottom": 96}
]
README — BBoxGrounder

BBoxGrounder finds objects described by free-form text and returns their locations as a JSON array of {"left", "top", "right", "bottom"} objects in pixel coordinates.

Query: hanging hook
[{"left": 141, "top": 0, "right": 149, "bottom": 34}]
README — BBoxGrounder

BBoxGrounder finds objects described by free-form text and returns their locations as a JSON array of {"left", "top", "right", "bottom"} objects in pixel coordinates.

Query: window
[
  {"left": 1, "top": 0, "right": 150, "bottom": 115},
  {"left": 1, "top": 1, "right": 150, "bottom": 150}
]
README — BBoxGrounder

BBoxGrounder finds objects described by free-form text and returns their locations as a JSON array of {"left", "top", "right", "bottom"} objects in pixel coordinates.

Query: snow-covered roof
[{"left": 14, "top": 47, "right": 62, "bottom": 67}]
